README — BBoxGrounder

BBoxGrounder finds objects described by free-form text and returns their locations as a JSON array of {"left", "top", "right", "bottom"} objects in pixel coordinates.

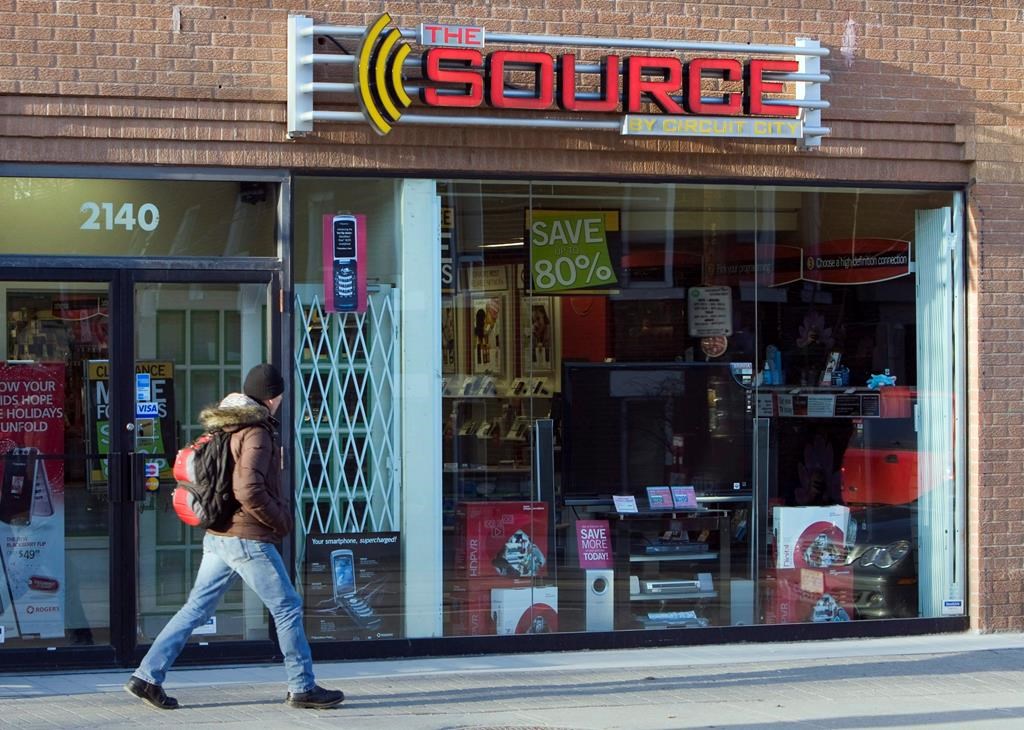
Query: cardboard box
[
  {"left": 448, "top": 578, "right": 532, "bottom": 636},
  {"left": 454, "top": 501, "right": 549, "bottom": 580},
  {"left": 772, "top": 505, "right": 851, "bottom": 569},
  {"left": 763, "top": 567, "right": 854, "bottom": 625},
  {"left": 491, "top": 585, "right": 558, "bottom": 634}
]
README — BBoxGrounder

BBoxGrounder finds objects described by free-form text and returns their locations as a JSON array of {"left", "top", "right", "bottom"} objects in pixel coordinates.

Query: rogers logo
[{"left": 26, "top": 605, "right": 60, "bottom": 615}]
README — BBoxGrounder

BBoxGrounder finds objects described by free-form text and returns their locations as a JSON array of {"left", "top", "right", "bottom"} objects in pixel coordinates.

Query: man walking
[{"left": 125, "top": 363, "right": 344, "bottom": 710}]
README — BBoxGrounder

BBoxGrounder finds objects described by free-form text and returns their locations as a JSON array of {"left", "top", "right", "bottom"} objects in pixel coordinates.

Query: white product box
[
  {"left": 772, "top": 506, "right": 851, "bottom": 569},
  {"left": 490, "top": 585, "right": 558, "bottom": 635}
]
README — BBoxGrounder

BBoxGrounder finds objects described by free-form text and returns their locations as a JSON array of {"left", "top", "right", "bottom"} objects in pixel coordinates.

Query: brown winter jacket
[{"left": 200, "top": 393, "right": 293, "bottom": 542}]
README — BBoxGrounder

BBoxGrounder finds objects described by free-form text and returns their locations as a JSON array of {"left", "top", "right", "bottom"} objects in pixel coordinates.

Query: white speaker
[
  {"left": 730, "top": 579, "right": 755, "bottom": 626},
  {"left": 585, "top": 569, "right": 615, "bottom": 631}
]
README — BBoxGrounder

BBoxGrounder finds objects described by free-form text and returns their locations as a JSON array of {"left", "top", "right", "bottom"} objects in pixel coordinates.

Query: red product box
[
  {"left": 762, "top": 567, "right": 854, "bottom": 625},
  {"left": 448, "top": 578, "right": 532, "bottom": 636},
  {"left": 454, "top": 501, "right": 549, "bottom": 580}
]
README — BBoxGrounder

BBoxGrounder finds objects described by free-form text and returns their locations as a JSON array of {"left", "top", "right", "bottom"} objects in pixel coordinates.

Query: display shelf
[
  {"left": 753, "top": 384, "right": 914, "bottom": 419},
  {"left": 629, "top": 552, "right": 719, "bottom": 563},
  {"left": 444, "top": 465, "right": 531, "bottom": 474},
  {"left": 629, "top": 591, "right": 718, "bottom": 602},
  {"left": 570, "top": 506, "right": 732, "bottom": 628}
]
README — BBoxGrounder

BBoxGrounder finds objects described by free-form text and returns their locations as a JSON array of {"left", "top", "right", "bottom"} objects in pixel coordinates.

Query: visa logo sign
[{"left": 136, "top": 402, "right": 159, "bottom": 418}]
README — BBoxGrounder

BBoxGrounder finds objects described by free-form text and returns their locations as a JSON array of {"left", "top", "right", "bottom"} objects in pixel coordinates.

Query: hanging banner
[
  {"left": 0, "top": 362, "right": 66, "bottom": 639},
  {"left": 85, "top": 361, "right": 176, "bottom": 487},
  {"left": 529, "top": 210, "right": 619, "bottom": 293},
  {"left": 322, "top": 213, "right": 368, "bottom": 313},
  {"left": 304, "top": 532, "right": 402, "bottom": 641},
  {"left": 704, "top": 243, "right": 803, "bottom": 287},
  {"left": 802, "top": 239, "right": 911, "bottom": 285}
]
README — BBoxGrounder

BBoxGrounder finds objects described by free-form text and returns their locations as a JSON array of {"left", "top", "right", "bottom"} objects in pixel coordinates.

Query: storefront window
[
  {"left": 291, "top": 176, "right": 963, "bottom": 644},
  {"left": 438, "top": 180, "right": 962, "bottom": 635},
  {"left": 292, "top": 178, "right": 438, "bottom": 642}
]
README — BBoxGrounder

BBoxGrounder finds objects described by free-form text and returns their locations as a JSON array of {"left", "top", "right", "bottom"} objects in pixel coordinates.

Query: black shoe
[
  {"left": 285, "top": 684, "right": 345, "bottom": 709},
  {"left": 124, "top": 676, "right": 179, "bottom": 710}
]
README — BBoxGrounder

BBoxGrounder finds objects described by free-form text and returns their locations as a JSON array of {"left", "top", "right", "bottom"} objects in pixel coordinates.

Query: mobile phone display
[
  {"left": 333, "top": 215, "right": 357, "bottom": 258},
  {"left": 332, "top": 215, "right": 359, "bottom": 311},
  {"left": 0, "top": 447, "right": 37, "bottom": 526},
  {"left": 331, "top": 549, "right": 356, "bottom": 600}
]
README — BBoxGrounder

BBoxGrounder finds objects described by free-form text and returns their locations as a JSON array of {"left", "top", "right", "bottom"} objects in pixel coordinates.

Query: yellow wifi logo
[{"left": 356, "top": 14, "right": 413, "bottom": 135}]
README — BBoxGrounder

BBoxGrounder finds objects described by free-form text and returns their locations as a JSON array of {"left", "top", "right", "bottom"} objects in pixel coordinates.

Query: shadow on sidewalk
[
  {"left": 341, "top": 647, "right": 1024, "bottom": 709},
  {"left": 685, "top": 705, "right": 1024, "bottom": 729}
]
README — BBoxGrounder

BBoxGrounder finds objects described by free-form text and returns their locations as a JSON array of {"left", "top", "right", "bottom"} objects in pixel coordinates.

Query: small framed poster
[
  {"left": 612, "top": 495, "right": 639, "bottom": 514},
  {"left": 646, "top": 486, "right": 673, "bottom": 510},
  {"left": 470, "top": 294, "right": 506, "bottom": 377},
  {"left": 521, "top": 296, "right": 555, "bottom": 375},
  {"left": 441, "top": 296, "right": 461, "bottom": 374},
  {"left": 670, "top": 486, "right": 699, "bottom": 510}
]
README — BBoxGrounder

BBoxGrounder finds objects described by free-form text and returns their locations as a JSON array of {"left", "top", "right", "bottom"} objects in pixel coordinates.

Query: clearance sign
[{"left": 287, "top": 15, "right": 830, "bottom": 146}]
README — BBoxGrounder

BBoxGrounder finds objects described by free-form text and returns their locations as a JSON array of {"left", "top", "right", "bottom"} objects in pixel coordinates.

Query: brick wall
[{"left": 2, "top": 0, "right": 1023, "bottom": 630}]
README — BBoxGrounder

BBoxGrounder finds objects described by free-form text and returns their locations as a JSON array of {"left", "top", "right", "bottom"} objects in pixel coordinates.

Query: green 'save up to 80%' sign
[{"left": 529, "top": 211, "right": 618, "bottom": 293}]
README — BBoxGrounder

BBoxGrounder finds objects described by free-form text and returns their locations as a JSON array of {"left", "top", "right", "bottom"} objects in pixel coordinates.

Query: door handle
[{"left": 129, "top": 452, "right": 147, "bottom": 502}]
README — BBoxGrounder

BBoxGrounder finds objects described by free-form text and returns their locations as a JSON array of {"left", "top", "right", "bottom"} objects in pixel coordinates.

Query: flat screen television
[{"left": 561, "top": 362, "right": 754, "bottom": 502}]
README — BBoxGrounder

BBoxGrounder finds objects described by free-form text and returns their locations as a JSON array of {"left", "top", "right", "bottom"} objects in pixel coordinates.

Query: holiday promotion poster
[
  {"left": 304, "top": 532, "right": 402, "bottom": 641},
  {"left": 0, "top": 362, "right": 66, "bottom": 641},
  {"left": 85, "top": 360, "right": 176, "bottom": 486}
]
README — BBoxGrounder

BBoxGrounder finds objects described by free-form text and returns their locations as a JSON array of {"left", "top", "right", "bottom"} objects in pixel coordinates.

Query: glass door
[
  {"left": 129, "top": 276, "right": 278, "bottom": 655},
  {"left": 0, "top": 271, "right": 278, "bottom": 666}
]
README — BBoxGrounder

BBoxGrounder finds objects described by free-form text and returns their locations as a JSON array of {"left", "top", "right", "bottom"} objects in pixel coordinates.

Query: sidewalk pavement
[{"left": 3, "top": 631, "right": 1024, "bottom": 729}]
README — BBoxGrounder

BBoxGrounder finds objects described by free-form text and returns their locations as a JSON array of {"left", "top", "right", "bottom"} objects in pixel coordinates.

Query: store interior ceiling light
[{"left": 479, "top": 240, "right": 525, "bottom": 249}]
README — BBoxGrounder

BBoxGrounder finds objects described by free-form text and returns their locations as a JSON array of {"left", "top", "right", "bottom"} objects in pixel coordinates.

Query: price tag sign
[{"left": 529, "top": 211, "right": 618, "bottom": 292}]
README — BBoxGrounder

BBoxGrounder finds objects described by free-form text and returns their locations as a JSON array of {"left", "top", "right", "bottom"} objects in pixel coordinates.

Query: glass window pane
[
  {"left": 156, "top": 311, "right": 185, "bottom": 361},
  {"left": 190, "top": 312, "right": 220, "bottom": 365}
]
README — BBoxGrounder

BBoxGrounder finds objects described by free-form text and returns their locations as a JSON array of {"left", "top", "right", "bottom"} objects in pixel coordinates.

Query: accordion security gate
[{"left": 293, "top": 285, "right": 400, "bottom": 557}]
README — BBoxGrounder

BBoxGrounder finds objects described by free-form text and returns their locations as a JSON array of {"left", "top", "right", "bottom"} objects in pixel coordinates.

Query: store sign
[
  {"left": 288, "top": 15, "right": 829, "bottom": 145},
  {"left": 419, "top": 50, "right": 799, "bottom": 117},
  {"left": 576, "top": 520, "right": 613, "bottom": 569},
  {"left": 803, "top": 239, "right": 911, "bottom": 285},
  {"left": 528, "top": 211, "right": 619, "bottom": 293},
  {"left": 687, "top": 286, "right": 733, "bottom": 337}
]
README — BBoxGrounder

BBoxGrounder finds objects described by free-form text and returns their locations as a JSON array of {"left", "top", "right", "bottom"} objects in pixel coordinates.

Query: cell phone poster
[
  {"left": 0, "top": 362, "right": 66, "bottom": 640},
  {"left": 322, "top": 213, "right": 367, "bottom": 314},
  {"left": 85, "top": 360, "right": 176, "bottom": 486},
  {"left": 304, "top": 532, "right": 402, "bottom": 641}
]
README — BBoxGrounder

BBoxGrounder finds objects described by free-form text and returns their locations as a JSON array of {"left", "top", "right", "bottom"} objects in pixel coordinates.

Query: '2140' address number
[{"left": 80, "top": 202, "right": 160, "bottom": 231}]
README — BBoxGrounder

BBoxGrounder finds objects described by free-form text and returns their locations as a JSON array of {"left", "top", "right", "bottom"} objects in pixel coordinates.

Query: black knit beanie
[{"left": 243, "top": 363, "right": 285, "bottom": 401}]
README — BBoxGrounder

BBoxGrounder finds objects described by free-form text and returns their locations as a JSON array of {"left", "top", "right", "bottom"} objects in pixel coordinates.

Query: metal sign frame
[{"left": 287, "top": 14, "right": 830, "bottom": 147}]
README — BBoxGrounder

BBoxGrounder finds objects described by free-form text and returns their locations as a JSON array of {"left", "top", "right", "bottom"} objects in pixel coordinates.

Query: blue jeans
[{"left": 134, "top": 533, "right": 315, "bottom": 694}]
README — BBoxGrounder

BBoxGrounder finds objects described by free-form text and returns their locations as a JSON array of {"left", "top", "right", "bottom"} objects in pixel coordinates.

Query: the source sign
[
  {"left": 288, "top": 15, "right": 829, "bottom": 146},
  {"left": 622, "top": 115, "right": 803, "bottom": 139}
]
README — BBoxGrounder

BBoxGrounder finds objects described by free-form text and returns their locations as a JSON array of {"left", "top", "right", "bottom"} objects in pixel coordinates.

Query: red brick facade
[{"left": 2, "top": 1, "right": 1022, "bottom": 630}]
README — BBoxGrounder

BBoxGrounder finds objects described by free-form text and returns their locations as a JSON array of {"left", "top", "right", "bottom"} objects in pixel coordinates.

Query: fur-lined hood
[{"left": 198, "top": 392, "right": 277, "bottom": 432}]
